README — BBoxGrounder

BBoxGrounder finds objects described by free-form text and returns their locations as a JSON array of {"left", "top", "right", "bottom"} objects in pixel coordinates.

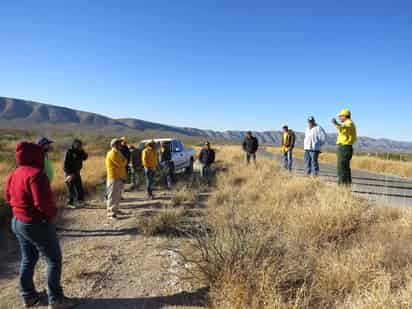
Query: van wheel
[{"left": 185, "top": 158, "right": 194, "bottom": 175}]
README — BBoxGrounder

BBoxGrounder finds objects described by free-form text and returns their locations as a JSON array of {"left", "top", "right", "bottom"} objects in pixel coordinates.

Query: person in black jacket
[
  {"left": 242, "top": 131, "right": 259, "bottom": 164},
  {"left": 199, "top": 141, "right": 216, "bottom": 185},
  {"left": 129, "top": 145, "right": 143, "bottom": 190},
  {"left": 120, "top": 137, "right": 131, "bottom": 182},
  {"left": 64, "top": 139, "right": 88, "bottom": 208},
  {"left": 160, "top": 141, "right": 173, "bottom": 189}
]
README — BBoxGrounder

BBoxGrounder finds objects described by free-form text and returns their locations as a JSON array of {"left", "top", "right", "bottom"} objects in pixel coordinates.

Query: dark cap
[
  {"left": 308, "top": 116, "right": 315, "bottom": 122},
  {"left": 37, "top": 137, "right": 54, "bottom": 146}
]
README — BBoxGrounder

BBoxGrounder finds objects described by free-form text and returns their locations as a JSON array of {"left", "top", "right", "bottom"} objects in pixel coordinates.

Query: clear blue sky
[{"left": 0, "top": 1, "right": 411, "bottom": 141}]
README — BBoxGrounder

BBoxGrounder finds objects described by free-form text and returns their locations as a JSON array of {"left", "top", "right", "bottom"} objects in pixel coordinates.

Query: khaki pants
[{"left": 106, "top": 179, "right": 124, "bottom": 217}]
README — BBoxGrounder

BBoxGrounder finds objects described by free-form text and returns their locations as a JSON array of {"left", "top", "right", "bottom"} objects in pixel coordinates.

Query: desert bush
[
  {"left": 171, "top": 185, "right": 200, "bottom": 207},
  {"left": 138, "top": 207, "right": 193, "bottom": 237}
]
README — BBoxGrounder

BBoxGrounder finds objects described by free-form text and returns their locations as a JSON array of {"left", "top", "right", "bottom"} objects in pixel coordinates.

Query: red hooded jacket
[{"left": 5, "top": 142, "right": 57, "bottom": 222}]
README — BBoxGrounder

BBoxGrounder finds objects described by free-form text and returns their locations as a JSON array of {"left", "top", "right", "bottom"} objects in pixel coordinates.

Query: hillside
[{"left": 1, "top": 96, "right": 412, "bottom": 152}]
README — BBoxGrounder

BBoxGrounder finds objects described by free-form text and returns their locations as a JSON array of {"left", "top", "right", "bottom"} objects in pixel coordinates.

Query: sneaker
[
  {"left": 23, "top": 291, "right": 46, "bottom": 307},
  {"left": 67, "top": 204, "right": 76, "bottom": 209},
  {"left": 107, "top": 214, "right": 118, "bottom": 220},
  {"left": 115, "top": 209, "right": 127, "bottom": 215},
  {"left": 48, "top": 296, "right": 78, "bottom": 309},
  {"left": 76, "top": 201, "right": 86, "bottom": 207}
]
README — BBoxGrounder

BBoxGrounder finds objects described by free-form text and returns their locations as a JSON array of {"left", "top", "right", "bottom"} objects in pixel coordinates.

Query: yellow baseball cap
[{"left": 338, "top": 109, "right": 351, "bottom": 117}]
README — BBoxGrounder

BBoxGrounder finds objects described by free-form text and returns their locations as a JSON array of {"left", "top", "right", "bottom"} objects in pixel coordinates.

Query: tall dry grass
[
  {"left": 179, "top": 146, "right": 412, "bottom": 308},
  {"left": 266, "top": 146, "right": 412, "bottom": 178}
]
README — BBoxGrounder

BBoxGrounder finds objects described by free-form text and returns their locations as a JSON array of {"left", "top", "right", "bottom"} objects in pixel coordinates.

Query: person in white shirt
[{"left": 304, "top": 116, "right": 327, "bottom": 176}]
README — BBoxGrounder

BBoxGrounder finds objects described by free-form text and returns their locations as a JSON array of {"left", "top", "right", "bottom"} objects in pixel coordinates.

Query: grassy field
[
  {"left": 266, "top": 146, "right": 412, "bottom": 178},
  {"left": 178, "top": 146, "right": 412, "bottom": 308}
]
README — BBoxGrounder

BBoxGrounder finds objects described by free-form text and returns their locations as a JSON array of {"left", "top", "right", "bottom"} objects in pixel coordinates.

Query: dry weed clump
[
  {"left": 171, "top": 185, "right": 200, "bottom": 207},
  {"left": 179, "top": 147, "right": 412, "bottom": 308},
  {"left": 139, "top": 207, "right": 193, "bottom": 237}
]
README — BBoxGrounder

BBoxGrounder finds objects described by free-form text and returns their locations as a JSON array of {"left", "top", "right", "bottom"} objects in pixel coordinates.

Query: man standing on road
[
  {"left": 332, "top": 109, "right": 357, "bottom": 185},
  {"left": 142, "top": 141, "right": 159, "bottom": 200},
  {"left": 105, "top": 138, "right": 128, "bottom": 219},
  {"left": 38, "top": 137, "right": 55, "bottom": 183},
  {"left": 242, "top": 131, "right": 259, "bottom": 165},
  {"left": 304, "top": 116, "right": 327, "bottom": 176},
  {"left": 198, "top": 141, "right": 216, "bottom": 185},
  {"left": 281, "top": 124, "right": 296, "bottom": 172},
  {"left": 5, "top": 142, "right": 76, "bottom": 309},
  {"left": 63, "top": 139, "right": 88, "bottom": 208}
]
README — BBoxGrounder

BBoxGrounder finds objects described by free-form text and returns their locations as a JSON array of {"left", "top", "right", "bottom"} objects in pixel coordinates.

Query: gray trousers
[{"left": 106, "top": 179, "right": 124, "bottom": 216}]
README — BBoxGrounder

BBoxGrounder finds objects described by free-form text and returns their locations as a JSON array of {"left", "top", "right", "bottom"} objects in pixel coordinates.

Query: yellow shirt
[
  {"left": 105, "top": 148, "right": 127, "bottom": 181},
  {"left": 335, "top": 119, "right": 357, "bottom": 145},
  {"left": 142, "top": 146, "right": 159, "bottom": 170}
]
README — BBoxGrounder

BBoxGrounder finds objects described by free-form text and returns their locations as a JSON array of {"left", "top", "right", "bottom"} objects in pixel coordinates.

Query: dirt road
[
  {"left": 0, "top": 188, "right": 206, "bottom": 309},
  {"left": 262, "top": 150, "right": 412, "bottom": 208}
]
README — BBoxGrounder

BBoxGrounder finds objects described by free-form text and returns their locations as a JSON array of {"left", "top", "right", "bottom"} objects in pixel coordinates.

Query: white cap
[{"left": 110, "top": 138, "right": 121, "bottom": 147}]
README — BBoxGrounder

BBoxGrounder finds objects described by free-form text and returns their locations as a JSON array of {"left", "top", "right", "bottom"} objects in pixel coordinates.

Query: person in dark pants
[
  {"left": 198, "top": 141, "right": 216, "bottom": 185},
  {"left": 5, "top": 142, "right": 75, "bottom": 309},
  {"left": 281, "top": 124, "right": 296, "bottom": 172},
  {"left": 63, "top": 139, "right": 88, "bottom": 208},
  {"left": 120, "top": 137, "right": 131, "bottom": 180},
  {"left": 242, "top": 131, "right": 259, "bottom": 164},
  {"left": 160, "top": 141, "right": 173, "bottom": 189},
  {"left": 142, "top": 141, "right": 159, "bottom": 199},
  {"left": 129, "top": 145, "right": 143, "bottom": 190},
  {"left": 303, "top": 116, "right": 327, "bottom": 176},
  {"left": 332, "top": 109, "right": 357, "bottom": 185}
]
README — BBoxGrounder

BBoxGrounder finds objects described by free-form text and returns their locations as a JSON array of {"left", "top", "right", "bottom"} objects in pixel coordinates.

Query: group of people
[
  {"left": 104, "top": 138, "right": 216, "bottom": 219},
  {"left": 242, "top": 108, "right": 357, "bottom": 185},
  {"left": 3, "top": 136, "right": 217, "bottom": 308},
  {"left": 3, "top": 108, "right": 355, "bottom": 308}
]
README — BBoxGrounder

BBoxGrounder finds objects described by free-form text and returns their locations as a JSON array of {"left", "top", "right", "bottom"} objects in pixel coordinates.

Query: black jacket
[
  {"left": 64, "top": 148, "right": 88, "bottom": 174},
  {"left": 130, "top": 148, "right": 142, "bottom": 168},
  {"left": 120, "top": 145, "right": 131, "bottom": 163},
  {"left": 199, "top": 148, "right": 215, "bottom": 166},
  {"left": 242, "top": 136, "right": 259, "bottom": 154},
  {"left": 160, "top": 148, "right": 172, "bottom": 162}
]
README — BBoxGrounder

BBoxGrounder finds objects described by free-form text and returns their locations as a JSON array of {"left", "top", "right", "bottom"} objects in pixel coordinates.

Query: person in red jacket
[{"left": 5, "top": 142, "right": 75, "bottom": 309}]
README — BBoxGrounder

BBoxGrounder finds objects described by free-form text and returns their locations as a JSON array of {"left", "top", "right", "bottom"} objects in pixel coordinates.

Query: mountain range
[{"left": 1, "top": 96, "right": 411, "bottom": 152}]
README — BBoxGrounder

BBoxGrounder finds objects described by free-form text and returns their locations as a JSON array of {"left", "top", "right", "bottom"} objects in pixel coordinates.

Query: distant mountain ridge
[{"left": 1, "top": 96, "right": 412, "bottom": 152}]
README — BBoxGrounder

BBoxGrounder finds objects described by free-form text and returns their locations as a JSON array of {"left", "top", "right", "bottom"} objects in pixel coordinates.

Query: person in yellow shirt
[
  {"left": 332, "top": 108, "right": 357, "bottom": 185},
  {"left": 142, "top": 141, "right": 159, "bottom": 199},
  {"left": 105, "top": 138, "right": 128, "bottom": 219},
  {"left": 281, "top": 124, "right": 296, "bottom": 171}
]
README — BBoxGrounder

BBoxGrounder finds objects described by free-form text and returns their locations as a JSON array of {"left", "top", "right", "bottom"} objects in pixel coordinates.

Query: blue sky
[{"left": 0, "top": 1, "right": 411, "bottom": 141}]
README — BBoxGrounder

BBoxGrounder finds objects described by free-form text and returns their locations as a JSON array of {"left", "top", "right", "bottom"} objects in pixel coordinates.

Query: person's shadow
[{"left": 75, "top": 288, "right": 208, "bottom": 308}]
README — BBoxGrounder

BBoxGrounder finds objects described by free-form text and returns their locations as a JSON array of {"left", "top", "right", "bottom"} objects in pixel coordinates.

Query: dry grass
[
  {"left": 266, "top": 146, "right": 412, "bottom": 178},
  {"left": 139, "top": 207, "right": 193, "bottom": 237},
  {"left": 178, "top": 146, "right": 412, "bottom": 308}
]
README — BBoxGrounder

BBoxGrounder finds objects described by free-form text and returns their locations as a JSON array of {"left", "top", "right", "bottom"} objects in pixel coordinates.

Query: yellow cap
[
  {"left": 120, "top": 136, "right": 128, "bottom": 143},
  {"left": 338, "top": 109, "right": 351, "bottom": 117}
]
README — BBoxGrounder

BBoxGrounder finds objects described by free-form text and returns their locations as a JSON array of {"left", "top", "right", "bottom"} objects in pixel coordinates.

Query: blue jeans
[
  {"left": 282, "top": 150, "right": 293, "bottom": 171},
  {"left": 145, "top": 168, "right": 155, "bottom": 196},
  {"left": 304, "top": 150, "right": 320, "bottom": 176},
  {"left": 11, "top": 218, "right": 63, "bottom": 305}
]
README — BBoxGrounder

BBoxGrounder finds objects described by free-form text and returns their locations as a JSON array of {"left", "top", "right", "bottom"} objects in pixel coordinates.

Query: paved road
[{"left": 261, "top": 150, "right": 412, "bottom": 208}]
